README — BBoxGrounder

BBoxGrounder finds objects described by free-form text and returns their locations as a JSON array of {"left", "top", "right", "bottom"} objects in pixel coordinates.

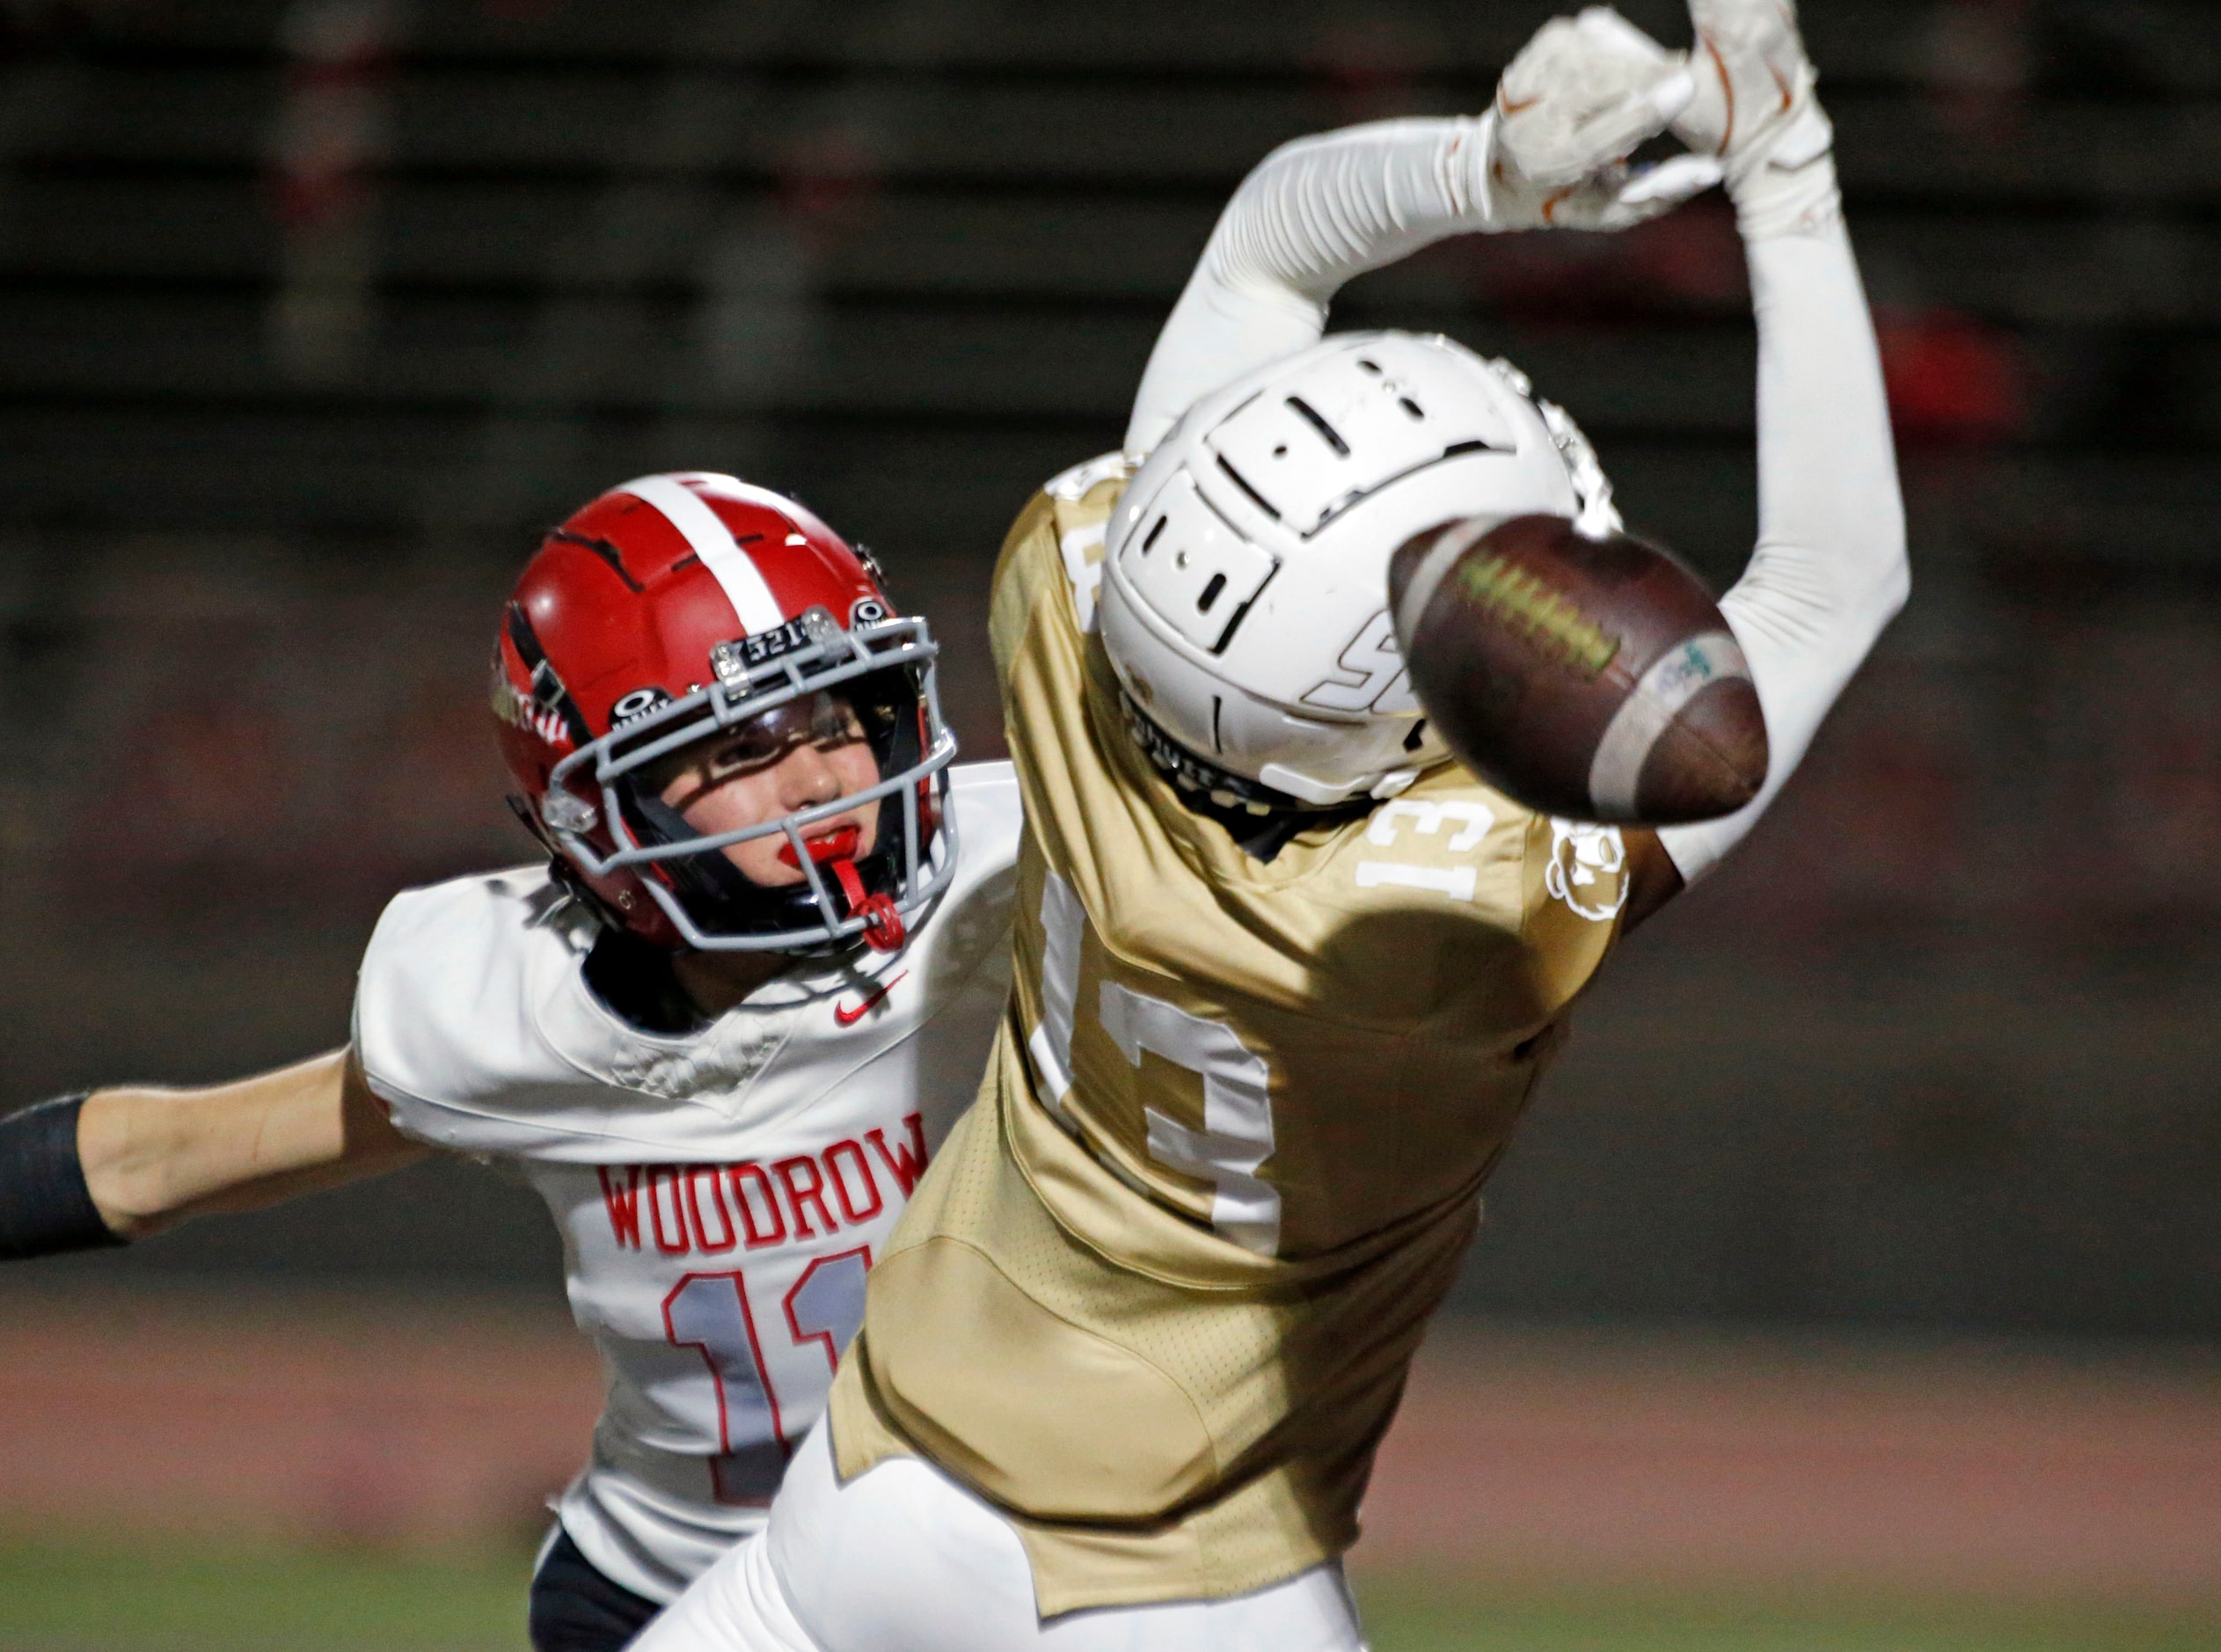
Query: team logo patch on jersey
[{"left": 1545, "top": 817, "right": 1628, "bottom": 922}]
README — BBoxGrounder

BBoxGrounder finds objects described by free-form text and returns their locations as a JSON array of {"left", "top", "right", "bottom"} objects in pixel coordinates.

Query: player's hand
[
  {"left": 1671, "top": 0, "right": 1836, "bottom": 210},
  {"left": 1482, "top": 7, "right": 1722, "bottom": 233}
]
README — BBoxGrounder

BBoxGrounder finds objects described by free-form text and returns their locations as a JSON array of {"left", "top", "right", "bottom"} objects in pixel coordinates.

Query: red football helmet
[{"left": 493, "top": 471, "right": 957, "bottom": 954}]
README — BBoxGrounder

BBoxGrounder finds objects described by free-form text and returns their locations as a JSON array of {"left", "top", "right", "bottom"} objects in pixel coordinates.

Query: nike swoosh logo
[
  {"left": 834, "top": 971, "right": 907, "bottom": 1027},
  {"left": 1500, "top": 94, "right": 1541, "bottom": 115}
]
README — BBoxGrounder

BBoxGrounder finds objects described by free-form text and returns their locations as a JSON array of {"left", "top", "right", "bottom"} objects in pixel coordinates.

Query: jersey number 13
[{"left": 1026, "top": 869, "right": 1281, "bottom": 1255}]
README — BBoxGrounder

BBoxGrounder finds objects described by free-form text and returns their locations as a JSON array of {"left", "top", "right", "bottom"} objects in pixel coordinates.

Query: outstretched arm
[
  {"left": 1652, "top": 0, "right": 1910, "bottom": 884},
  {"left": 1125, "top": 9, "right": 1718, "bottom": 457},
  {"left": 2, "top": 1047, "right": 425, "bottom": 1254}
]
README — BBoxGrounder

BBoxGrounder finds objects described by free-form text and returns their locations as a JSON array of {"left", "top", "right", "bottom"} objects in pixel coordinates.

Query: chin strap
[{"left": 827, "top": 857, "right": 905, "bottom": 952}]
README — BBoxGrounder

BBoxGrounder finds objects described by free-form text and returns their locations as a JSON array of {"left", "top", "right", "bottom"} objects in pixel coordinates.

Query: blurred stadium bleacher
[{"left": 3, "top": 0, "right": 2219, "bottom": 1332}]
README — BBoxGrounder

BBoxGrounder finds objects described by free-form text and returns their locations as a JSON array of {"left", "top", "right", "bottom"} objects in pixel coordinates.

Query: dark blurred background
[{"left": 2, "top": 0, "right": 2217, "bottom": 1342}]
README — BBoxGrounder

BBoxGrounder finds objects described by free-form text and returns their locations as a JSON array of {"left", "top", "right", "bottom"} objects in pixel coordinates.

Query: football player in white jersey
[
  {"left": 0, "top": 471, "right": 1026, "bottom": 1651},
  {"left": 632, "top": 4, "right": 1910, "bottom": 1650}
]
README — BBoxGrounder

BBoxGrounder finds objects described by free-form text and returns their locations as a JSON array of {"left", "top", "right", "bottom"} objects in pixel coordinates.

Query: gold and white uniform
[
  {"left": 632, "top": 79, "right": 1903, "bottom": 1650},
  {"left": 823, "top": 462, "right": 1632, "bottom": 1613}
]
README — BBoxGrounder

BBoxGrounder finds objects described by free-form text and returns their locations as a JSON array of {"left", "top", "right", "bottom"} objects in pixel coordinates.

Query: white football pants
[{"left": 628, "top": 1422, "right": 1369, "bottom": 1652}]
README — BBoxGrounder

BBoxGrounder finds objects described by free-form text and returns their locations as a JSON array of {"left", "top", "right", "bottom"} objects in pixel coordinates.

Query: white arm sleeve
[
  {"left": 1125, "top": 119, "right": 1905, "bottom": 886},
  {"left": 1125, "top": 118, "right": 1492, "bottom": 457},
  {"left": 1655, "top": 175, "right": 1909, "bottom": 881}
]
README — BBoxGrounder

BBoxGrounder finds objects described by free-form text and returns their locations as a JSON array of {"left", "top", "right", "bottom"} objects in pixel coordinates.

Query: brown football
[{"left": 1388, "top": 514, "right": 1767, "bottom": 825}]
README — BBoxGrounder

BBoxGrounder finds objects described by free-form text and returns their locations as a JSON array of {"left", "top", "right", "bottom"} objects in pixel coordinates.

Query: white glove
[
  {"left": 1672, "top": 0, "right": 1839, "bottom": 237},
  {"left": 1481, "top": 7, "right": 1722, "bottom": 232}
]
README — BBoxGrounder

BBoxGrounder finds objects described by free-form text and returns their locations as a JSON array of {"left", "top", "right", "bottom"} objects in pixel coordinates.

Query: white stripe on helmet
[{"left": 617, "top": 472, "right": 785, "bottom": 635}]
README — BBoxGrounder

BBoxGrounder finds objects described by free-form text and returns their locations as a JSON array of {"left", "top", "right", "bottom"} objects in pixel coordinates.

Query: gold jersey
[{"left": 828, "top": 457, "right": 1632, "bottom": 1613}]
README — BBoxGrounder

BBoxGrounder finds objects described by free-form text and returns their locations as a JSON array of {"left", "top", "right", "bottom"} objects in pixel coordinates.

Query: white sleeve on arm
[
  {"left": 1124, "top": 118, "right": 1491, "bottom": 457},
  {"left": 1655, "top": 182, "right": 1910, "bottom": 883}
]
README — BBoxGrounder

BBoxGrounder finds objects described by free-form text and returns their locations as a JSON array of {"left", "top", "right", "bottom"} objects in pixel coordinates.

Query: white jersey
[{"left": 354, "top": 762, "right": 1022, "bottom": 1604}]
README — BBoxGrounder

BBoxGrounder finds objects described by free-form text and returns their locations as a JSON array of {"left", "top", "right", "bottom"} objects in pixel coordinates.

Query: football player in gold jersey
[{"left": 637, "top": 4, "right": 1908, "bottom": 1648}]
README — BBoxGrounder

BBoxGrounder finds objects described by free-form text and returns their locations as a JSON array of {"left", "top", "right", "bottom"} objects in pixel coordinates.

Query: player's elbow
[
  {"left": 76, "top": 1089, "right": 190, "bottom": 1239},
  {"left": 1830, "top": 484, "right": 1910, "bottom": 633},
  {"left": 1879, "top": 554, "right": 1910, "bottom": 627},
  {"left": 1248, "top": 124, "right": 1344, "bottom": 179},
  {"left": 1869, "top": 498, "right": 1911, "bottom": 626},
  {"left": 94, "top": 1203, "right": 164, "bottom": 1243},
  {"left": 1826, "top": 543, "right": 1908, "bottom": 672},
  {"left": 77, "top": 1086, "right": 222, "bottom": 1240}
]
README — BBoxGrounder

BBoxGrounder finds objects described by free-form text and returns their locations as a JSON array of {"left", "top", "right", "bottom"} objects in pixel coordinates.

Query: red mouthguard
[{"left": 777, "top": 823, "right": 862, "bottom": 869}]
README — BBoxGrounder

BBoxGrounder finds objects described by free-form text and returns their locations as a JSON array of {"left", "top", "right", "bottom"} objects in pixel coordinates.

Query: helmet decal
[{"left": 500, "top": 602, "right": 590, "bottom": 748}]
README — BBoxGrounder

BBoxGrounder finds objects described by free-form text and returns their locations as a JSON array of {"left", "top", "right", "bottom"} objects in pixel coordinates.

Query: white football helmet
[{"left": 1100, "top": 330, "right": 1621, "bottom": 810}]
